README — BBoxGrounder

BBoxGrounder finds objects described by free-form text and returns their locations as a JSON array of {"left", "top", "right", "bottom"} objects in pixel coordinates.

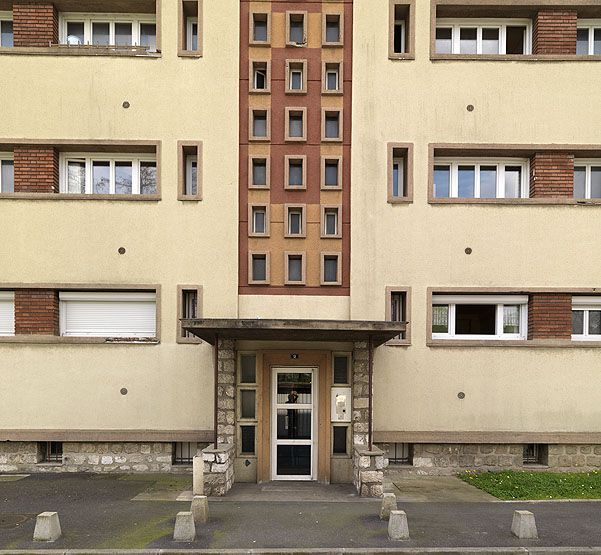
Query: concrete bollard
[
  {"left": 33, "top": 512, "right": 62, "bottom": 542},
  {"left": 192, "top": 454, "right": 204, "bottom": 496},
  {"left": 388, "top": 510, "right": 409, "bottom": 541},
  {"left": 191, "top": 495, "right": 209, "bottom": 524},
  {"left": 511, "top": 510, "right": 538, "bottom": 539},
  {"left": 380, "top": 493, "right": 398, "bottom": 520},
  {"left": 173, "top": 511, "right": 196, "bottom": 542}
]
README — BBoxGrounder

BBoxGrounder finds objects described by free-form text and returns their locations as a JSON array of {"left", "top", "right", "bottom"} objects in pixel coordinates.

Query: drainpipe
[
  {"left": 368, "top": 336, "right": 374, "bottom": 451},
  {"left": 214, "top": 333, "right": 219, "bottom": 449}
]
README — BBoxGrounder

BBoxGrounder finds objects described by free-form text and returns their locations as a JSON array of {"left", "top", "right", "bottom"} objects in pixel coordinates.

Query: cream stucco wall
[
  {"left": 0, "top": 0, "right": 239, "bottom": 433},
  {"left": 352, "top": 0, "right": 601, "bottom": 433}
]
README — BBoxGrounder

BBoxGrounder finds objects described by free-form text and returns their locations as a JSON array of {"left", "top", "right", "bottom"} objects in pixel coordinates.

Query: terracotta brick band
[
  {"left": 528, "top": 293, "right": 572, "bottom": 340},
  {"left": 533, "top": 9, "right": 577, "bottom": 55},
  {"left": 13, "top": 145, "right": 59, "bottom": 193},
  {"left": 13, "top": 1, "right": 59, "bottom": 47},
  {"left": 15, "top": 289, "right": 60, "bottom": 336},
  {"left": 529, "top": 152, "right": 574, "bottom": 198}
]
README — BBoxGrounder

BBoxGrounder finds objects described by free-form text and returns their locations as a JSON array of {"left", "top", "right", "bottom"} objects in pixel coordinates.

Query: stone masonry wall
[
  {"left": 352, "top": 341, "right": 369, "bottom": 447},
  {"left": 216, "top": 338, "right": 236, "bottom": 445},
  {"left": 548, "top": 445, "right": 601, "bottom": 470},
  {"left": 0, "top": 441, "right": 207, "bottom": 473},
  {"left": 202, "top": 443, "right": 234, "bottom": 496}
]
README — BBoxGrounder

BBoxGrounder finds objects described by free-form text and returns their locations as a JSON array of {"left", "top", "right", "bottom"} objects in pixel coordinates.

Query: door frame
[
  {"left": 270, "top": 366, "right": 318, "bottom": 481},
  {"left": 258, "top": 351, "right": 331, "bottom": 484}
]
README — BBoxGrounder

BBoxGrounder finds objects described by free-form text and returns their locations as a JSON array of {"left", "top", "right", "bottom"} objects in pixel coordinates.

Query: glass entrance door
[{"left": 271, "top": 368, "right": 317, "bottom": 480}]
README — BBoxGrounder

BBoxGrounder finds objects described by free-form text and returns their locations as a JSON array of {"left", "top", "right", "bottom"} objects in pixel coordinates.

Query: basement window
[
  {"left": 523, "top": 444, "right": 548, "bottom": 465},
  {"left": 431, "top": 294, "right": 527, "bottom": 340},
  {"left": 39, "top": 442, "right": 63, "bottom": 463},
  {"left": 384, "top": 443, "right": 413, "bottom": 465},
  {"left": 435, "top": 19, "right": 530, "bottom": 55},
  {"left": 173, "top": 442, "right": 196, "bottom": 465},
  {"left": 0, "top": 14, "right": 12, "bottom": 47}
]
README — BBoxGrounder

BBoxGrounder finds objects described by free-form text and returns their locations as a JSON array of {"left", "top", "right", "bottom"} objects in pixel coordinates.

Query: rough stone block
[
  {"left": 193, "top": 455, "right": 204, "bottom": 495},
  {"left": 33, "top": 512, "right": 62, "bottom": 542},
  {"left": 191, "top": 495, "right": 209, "bottom": 524},
  {"left": 173, "top": 511, "right": 196, "bottom": 542},
  {"left": 380, "top": 493, "right": 397, "bottom": 520},
  {"left": 388, "top": 510, "right": 409, "bottom": 541},
  {"left": 511, "top": 510, "right": 538, "bottom": 539}
]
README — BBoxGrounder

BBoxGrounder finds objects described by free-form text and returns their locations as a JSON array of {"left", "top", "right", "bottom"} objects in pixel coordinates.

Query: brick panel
[
  {"left": 13, "top": 146, "right": 59, "bottom": 193},
  {"left": 15, "top": 289, "right": 59, "bottom": 336},
  {"left": 528, "top": 293, "right": 572, "bottom": 340},
  {"left": 13, "top": 1, "right": 59, "bottom": 47},
  {"left": 533, "top": 10, "right": 577, "bottom": 55},
  {"left": 529, "top": 152, "right": 574, "bottom": 198}
]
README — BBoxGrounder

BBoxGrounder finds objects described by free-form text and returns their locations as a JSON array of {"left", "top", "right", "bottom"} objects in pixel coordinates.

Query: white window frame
[
  {"left": 573, "top": 159, "right": 601, "bottom": 199},
  {"left": 323, "top": 208, "right": 339, "bottom": 236},
  {"left": 59, "top": 291, "right": 156, "bottom": 338},
  {"left": 433, "top": 158, "right": 529, "bottom": 199},
  {"left": 436, "top": 18, "right": 532, "bottom": 55},
  {"left": 0, "top": 291, "right": 15, "bottom": 337},
  {"left": 253, "top": 64, "right": 267, "bottom": 90},
  {"left": 185, "top": 155, "right": 197, "bottom": 196},
  {"left": 287, "top": 208, "right": 303, "bottom": 235},
  {"left": 59, "top": 13, "right": 156, "bottom": 47},
  {"left": 252, "top": 206, "right": 267, "bottom": 235},
  {"left": 325, "top": 65, "right": 340, "bottom": 91},
  {"left": 186, "top": 16, "right": 198, "bottom": 51},
  {"left": 572, "top": 297, "right": 601, "bottom": 341},
  {"left": 0, "top": 153, "right": 14, "bottom": 193},
  {"left": 577, "top": 20, "right": 601, "bottom": 55},
  {"left": 0, "top": 12, "right": 12, "bottom": 47},
  {"left": 60, "top": 153, "right": 157, "bottom": 195},
  {"left": 432, "top": 294, "right": 528, "bottom": 340},
  {"left": 392, "top": 156, "right": 405, "bottom": 198}
]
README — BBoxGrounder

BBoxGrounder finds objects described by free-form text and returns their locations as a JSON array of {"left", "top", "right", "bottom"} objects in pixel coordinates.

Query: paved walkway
[{"left": 1, "top": 474, "right": 601, "bottom": 550}]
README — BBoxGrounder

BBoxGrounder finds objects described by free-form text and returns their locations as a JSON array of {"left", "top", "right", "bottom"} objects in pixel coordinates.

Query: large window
[
  {"left": 61, "top": 154, "right": 157, "bottom": 195},
  {"left": 0, "top": 291, "right": 15, "bottom": 336},
  {"left": 433, "top": 159, "right": 528, "bottom": 199},
  {"left": 59, "top": 291, "right": 157, "bottom": 338},
  {"left": 0, "top": 13, "right": 12, "bottom": 47},
  {"left": 572, "top": 297, "right": 601, "bottom": 341},
  {"left": 574, "top": 161, "right": 601, "bottom": 199},
  {"left": 577, "top": 21, "right": 601, "bottom": 55},
  {"left": 435, "top": 19, "right": 531, "bottom": 55},
  {"left": 60, "top": 14, "right": 156, "bottom": 49},
  {"left": 0, "top": 154, "right": 14, "bottom": 193},
  {"left": 432, "top": 295, "right": 528, "bottom": 340}
]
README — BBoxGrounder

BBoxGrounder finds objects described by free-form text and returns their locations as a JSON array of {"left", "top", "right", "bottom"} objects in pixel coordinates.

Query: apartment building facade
[{"left": 1, "top": 0, "right": 601, "bottom": 496}]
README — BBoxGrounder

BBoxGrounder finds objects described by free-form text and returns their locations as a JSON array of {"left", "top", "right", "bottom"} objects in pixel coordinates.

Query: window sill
[
  {"left": 250, "top": 89, "right": 272, "bottom": 95},
  {"left": 427, "top": 339, "right": 601, "bottom": 348},
  {"left": 0, "top": 336, "right": 160, "bottom": 345},
  {"left": 385, "top": 339, "right": 411, "bottom": 347},
  {"left": 429, "top": 197, "right": 601, "bottom": 206},
  {"left": 0, "top": 46, "right": 160, "bottom": 58},
  {"left": 388, "top": 197, "right": 413, "bottom": 205},
  {"left": 178, "top": 50, "right": 203, "bottom": 58},
  {"left": 430, "top": 54, "right": 601, "bottom": 62},
  {"left": 389, "top": 53, "right": 416, "bottom": 61},
  {"left": 0, "top": 193, "right": 160, "bottom": 201},
  {"left": 178, "top": 194, "right": 202, "bottom": 202},
  {"left": 177, "top": 338, "right": 202, "bottom": 345}
]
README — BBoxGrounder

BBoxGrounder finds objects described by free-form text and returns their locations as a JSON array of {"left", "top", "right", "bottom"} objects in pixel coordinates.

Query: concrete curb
[{"left": 4, "top": 548, "right": 601, "bottom": 554}]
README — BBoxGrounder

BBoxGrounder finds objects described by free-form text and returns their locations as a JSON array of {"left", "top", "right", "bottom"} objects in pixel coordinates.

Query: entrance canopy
[{"left": 181, "top": 318, "right": 405, "bottom": 347}]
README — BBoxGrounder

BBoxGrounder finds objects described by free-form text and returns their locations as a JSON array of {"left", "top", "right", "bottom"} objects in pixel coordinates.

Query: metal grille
[
  {"left": 391, "top": 292, "right": 406, "bottom": 340},
  {"left": 523, "top": 444, "right": 541, "bottom": 464},
  {"left": 387, "top": 443, "right": 413, "bottom": 465},
  {"left": 173, "top": 442, "right": 196, "bottom": 465},
  {"left": 40, "top": 442, "right": 63, "bottom": 463},
  {"left": 182, "top": 290, "right": 197, "bottom": 339}
]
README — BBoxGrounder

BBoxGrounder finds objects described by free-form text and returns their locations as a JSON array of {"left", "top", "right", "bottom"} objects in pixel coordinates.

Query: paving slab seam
[{"left": 4, "top": 548, "right": 601, "bottom": 555}]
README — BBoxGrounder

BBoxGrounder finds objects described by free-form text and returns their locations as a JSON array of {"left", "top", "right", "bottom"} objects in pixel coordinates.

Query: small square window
[
  {"left": 322, "top": 253, "right": 341, "bottom": 285},
  {"left": 286, "top": 108, "right": 306, "bottom": 141},
  {"left": 383, "top": 443, "right": 413, "bottom": 465},
  {"left": 250, "top": 109, "right": 269, "bottom": 141},
  {"left": 173, "top": 442, "right": 197, "bottom": 465},
  {"left": 249, "top": 253, "right": 269, "bottom": 284},
  {"left": 324, "top": 14, "right": 342, "bottom": 45},
  {"left": 240, "top": 389, "right": 256, "bottom": 419},
  {"left": 249, "top": 157, "right": 269, "bottom": 188},
  {"left": 251, "top": 61, "right": 269, "bottom": 92},
  {"left": 240, "top": 425, "right": 256, "bottom": 454},
  {"left": 285, "top": 253, "right": 305, "bottom": 284},
  {"left": 251, "top": 13, "right": 270, "bottom": 44},
  {"left": 523, "top": 444, "right": 547, "bottom": 465},
  {"left": 286, "top": 156, "right": 306, "bottom": 189},
  {"left": 288, "top": 13, "right": 306, "bottom": 45},
  {"left": 323, "top": 110, "right": 342, "bottom": 141},
  {"left": 39, "top": 442, "right": 63, "bottom": 463}
]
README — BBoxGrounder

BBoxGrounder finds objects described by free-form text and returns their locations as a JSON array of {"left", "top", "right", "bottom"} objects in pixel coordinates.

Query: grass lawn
[{"left": 459, "top": 469, "right": 601, "bottom": 500}]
